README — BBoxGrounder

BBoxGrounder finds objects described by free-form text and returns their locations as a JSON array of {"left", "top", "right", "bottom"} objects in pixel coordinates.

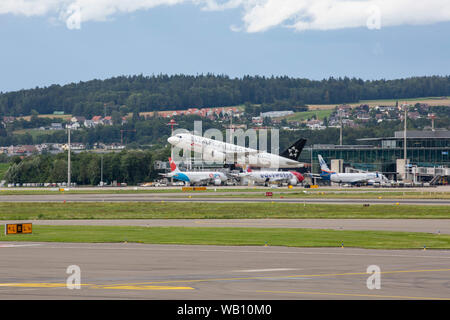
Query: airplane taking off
[
  {"left": 161, "top": 157, "right": 228, "bottom": 186},
  {"left": 235, "top": 168, "right": 304, "bottom": 186},
  {"left": 167, "top": 133, "right": 306, "bottom": 168},
  {"left": 315, "top": 155, "right": 388, "bottom": 185}
]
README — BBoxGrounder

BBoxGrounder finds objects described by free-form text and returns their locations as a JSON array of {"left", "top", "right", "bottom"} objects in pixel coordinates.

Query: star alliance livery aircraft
[{"left": 168, "top": 133, "right": 306, "bottom": 169}]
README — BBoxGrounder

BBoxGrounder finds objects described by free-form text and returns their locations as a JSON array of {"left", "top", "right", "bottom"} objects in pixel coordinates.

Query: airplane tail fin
[
  {"left": 280, "top": 138, "right": 307, "bottom": 161},
  {"left": 318, "top": 155, "right": 331, "bottom": 172},
  {"left": 168, "top": 157, "right": 180, "bottom": 172}
]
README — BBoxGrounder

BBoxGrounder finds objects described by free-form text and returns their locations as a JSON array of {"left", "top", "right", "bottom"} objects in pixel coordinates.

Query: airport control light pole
[
  {"left": 339, "top": 106, "right": 343, "bottom": 146},
  {"left": 402, "top": 104, "right": 410, "bottom": 181},
  {"left": 167, "top": 119, "right": 178, "bottom": 160},
  {"left": 167, "top": 119, "right": 178, "bottom": 183},
  {"left": 67, "top": 125, "right": 71, "bottom": 187},
  {"left": 100, "top": 154, "right": 103, "bottom": 187},
  {"left": 403, "top": 104, "right": 408, "bottom": 161}
]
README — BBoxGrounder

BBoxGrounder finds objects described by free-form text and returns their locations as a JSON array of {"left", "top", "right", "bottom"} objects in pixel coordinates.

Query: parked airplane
[
  {"left": 314, "top": 155, "right": 388, "bottom": 185},
  {"left": 235, "top": 168, "right": 305, "bottom": 186},
  {"left": 167, "top": 133, "right": 306, "bottom": 168},
  {"left": 161, "top": 157, "right": 228, "bottom": 186}
]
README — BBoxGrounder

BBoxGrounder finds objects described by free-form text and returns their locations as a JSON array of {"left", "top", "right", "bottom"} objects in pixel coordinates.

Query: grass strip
[
  {"left": 0, "top": 202, "right": 449, "bottom": 220},
  {"left": 1, "top": 225, "right": 448, "bottom": 249}
]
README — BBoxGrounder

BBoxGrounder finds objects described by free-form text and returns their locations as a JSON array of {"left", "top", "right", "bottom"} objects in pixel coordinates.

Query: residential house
[
  {"left": 84, "top": 120, "right": 95, "bottom": 128},
  {"left": 50, "top": 123, "right": 63, "bottom": 130}
]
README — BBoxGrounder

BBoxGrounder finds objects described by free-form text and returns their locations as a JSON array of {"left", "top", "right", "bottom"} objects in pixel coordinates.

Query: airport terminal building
[{"left": 300, "top": 130, "right": 450, "bottom": 182}]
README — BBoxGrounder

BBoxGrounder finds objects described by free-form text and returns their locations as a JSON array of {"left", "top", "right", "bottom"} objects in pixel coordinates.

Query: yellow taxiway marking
[
  {"left": 95, "top": 269, "right": 450, "bottom": 285},
  {"left": 255, "top": 290, "right": 450, "bottom": 300},
  {"left": 0, "top": 283, "right": 193, "bottom": 291},
  {"left": 0, "top": 283, "right": 91, "bottom": 288},
  {"left": 92, "top": 285, "right": 194, "bottom": 290},
  {"left": 101, "top": 268, "right": 450, "bottom": 286},
  {"left": 1, "top": 268, "right": 449, "bottom": 291}
]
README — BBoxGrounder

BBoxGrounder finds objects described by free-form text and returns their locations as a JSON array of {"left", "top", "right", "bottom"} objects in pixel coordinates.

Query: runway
[
  {"left": 2, "top": 219, "right": 448, "bottom": 234},
  {"left": 0, "top": 242, "right": 449, "bottom": 300},
  {"left": 1, "top": 193, "right": 449, "bottom": 205}
]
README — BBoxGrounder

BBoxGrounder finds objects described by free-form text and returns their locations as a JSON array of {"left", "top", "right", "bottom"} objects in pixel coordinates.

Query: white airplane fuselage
[
  {"left": 327, "top": 172, "right": 378, "bottom": 184},
  {"left": 165, "top": 157, "right": 228, "bottom": 185},
  {"left": 168, "top": 133, "right": 304, "bottom": 168},
  {"left": 240, "top": 170, "right": 305, "bottom": 185},
  {"left": 318, "top": 155, "right": 387, "bottom": 184},
  {"left": 167, "top": 171, "right": 227, "bottom": 185}
]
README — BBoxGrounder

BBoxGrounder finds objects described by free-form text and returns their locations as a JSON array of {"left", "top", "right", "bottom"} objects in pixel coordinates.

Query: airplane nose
[{"left": 168, "top": 136, "right": 178, "bottom": 145}]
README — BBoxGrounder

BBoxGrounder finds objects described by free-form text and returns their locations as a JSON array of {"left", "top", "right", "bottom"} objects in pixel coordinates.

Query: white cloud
[
  {"left": 237, "top": 0, "right": 450, "bottom": 32},
  {"left": 0, "top": 0, "right": 60, "bottom": 16},
  {"left": 1, "top": 0, "right": 450, "bottom": 32}
]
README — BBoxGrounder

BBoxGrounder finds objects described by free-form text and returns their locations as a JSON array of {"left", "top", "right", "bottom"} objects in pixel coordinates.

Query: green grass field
[
  {"left": 0, "top": 202, "right": 448, "bottom": 220},
  {"left": 280, "top": 109, "right": 334, "bottom": 122},
  {"left": 1, "top": 225, "right": 448, "bottom": 249}
]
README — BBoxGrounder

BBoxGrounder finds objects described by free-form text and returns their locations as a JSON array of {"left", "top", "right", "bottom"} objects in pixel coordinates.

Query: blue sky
[{"left": 1, "top": 1, "right": 449, "bottom": 92}]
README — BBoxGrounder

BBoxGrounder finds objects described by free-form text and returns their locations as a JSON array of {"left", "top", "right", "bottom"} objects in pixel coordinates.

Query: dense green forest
[{"left": 1, "top": 74, "right": 449, "bottom": 117}]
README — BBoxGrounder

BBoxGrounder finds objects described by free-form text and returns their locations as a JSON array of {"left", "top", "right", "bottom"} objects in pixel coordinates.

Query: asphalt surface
[
  {"left": 2, "top": 219, "right": 448, "bottom": 234},
  {"left": 0, "top": 242, "right": 449, "bottom": 300},
  {"left": 3, "top": 185, "right": 450, "bottom": 192},
  {"left": 1, "top": 193, "right": 450, "bottom": 205}
]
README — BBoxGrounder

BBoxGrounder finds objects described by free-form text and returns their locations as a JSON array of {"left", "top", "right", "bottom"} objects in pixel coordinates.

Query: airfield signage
[{"left": 5, "top": 223, "right": 32, "bottom": 235}]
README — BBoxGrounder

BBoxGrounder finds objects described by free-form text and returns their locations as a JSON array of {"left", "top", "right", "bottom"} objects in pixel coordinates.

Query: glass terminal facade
[{"left": 299, "top": 131, "right": 450, "bottom": 174}]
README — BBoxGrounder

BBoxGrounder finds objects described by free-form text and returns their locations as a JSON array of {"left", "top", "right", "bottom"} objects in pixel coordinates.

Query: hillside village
[{"left": 0, "top": 99, "right": 448, "bottom": 157}]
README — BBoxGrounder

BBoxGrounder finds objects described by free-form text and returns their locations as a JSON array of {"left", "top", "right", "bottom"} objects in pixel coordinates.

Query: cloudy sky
[{"left": 1, "top": 0, "right": 450, "bottom": 92}]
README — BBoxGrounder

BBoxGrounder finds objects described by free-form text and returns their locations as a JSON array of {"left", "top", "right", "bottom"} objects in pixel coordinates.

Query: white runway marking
[
  {"left": 235, "top": 268, "right": 299, "bottom": 273},
  {"left": 0, "top": 244, "right": 42, "bottom": 248},
  {"left": 39, "top": 244, "right": 450, "bottom": 260}
]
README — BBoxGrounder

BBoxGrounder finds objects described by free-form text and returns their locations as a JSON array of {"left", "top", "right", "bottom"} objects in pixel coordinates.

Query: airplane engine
[
  {"left": 289, "top": 178, "right": 298, "bottom": 186},
  {"left": 203, "top": 149, "right": 225, "bottom": 162},
  {"left": 213, "top": 178, "right": 222, "bottom": 186}
]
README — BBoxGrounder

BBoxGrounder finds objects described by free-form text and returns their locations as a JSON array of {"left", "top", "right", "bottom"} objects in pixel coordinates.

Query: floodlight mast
[
  {"left": 67, "top": 125, "right": 71, "bottom": 187},
  {"left": 403, "top": 104, "right": 408, "bottom": 161}
]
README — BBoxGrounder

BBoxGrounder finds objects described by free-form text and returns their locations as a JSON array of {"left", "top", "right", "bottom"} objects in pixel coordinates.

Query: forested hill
[{"left": 1, "top": 74, "right": 449, "bottom": 117}]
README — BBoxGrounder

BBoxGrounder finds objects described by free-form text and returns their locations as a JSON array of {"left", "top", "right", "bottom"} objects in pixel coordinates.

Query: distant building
[
  {"left": 301, "top": 130, "right": 450, "bottom": 179},
  {"left": 71, "top": 116, "right": 86, "bottom": 123},
  {"left": 407, "top": 111, "right": 421, "bottom": 120},
  {"left": 69, "top": 122, "right": 80, "bottom": 130},
  {"left": 306, "top": 120, "right": 326, "bottom": 130},
  {"left": 50, "top": 123, "right": 63, "bottom": 130},
  {"left": 84, "top": 120, "right": 95, "bottom": 128},
  {"left": 103, "top": 116, "right": 113, "bottom": 126},
  {"left": 251, "top": 116, "right": 263, "bottom": 125},
  {"left": 260, "top": 111, "right": 294, "bottom": 118},
  {"left": 2, "top": 116, "right": 15, "bottom": 124},
  {"left": 92, "top": 116, "right": 103, "bottom": 126}
]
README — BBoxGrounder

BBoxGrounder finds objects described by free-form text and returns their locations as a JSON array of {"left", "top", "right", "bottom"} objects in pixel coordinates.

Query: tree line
[
  {"left": 1, "top": 74, "right": 449, "bottom": 117},
  {"left": 4, "top": 149, "right": 169, "bottom": 185}
]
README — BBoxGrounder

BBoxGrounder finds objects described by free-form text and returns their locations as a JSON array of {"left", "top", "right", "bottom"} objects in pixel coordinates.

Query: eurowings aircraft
[
  {"left": 167, "top": 133, "right": 306, "bottom": 168},
  {"left": 161, "top": 157, "right": 228, "bottom": 186}
]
